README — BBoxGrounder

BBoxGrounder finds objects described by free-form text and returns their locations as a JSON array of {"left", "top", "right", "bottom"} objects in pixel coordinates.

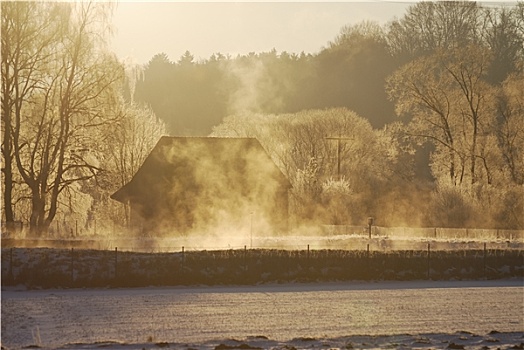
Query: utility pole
[{"left": 325, "top": 136, "right": 352, "bottom": 179}]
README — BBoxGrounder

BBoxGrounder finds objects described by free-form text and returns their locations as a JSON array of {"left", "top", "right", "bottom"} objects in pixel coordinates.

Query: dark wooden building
[{"left": 111, "top": 137, "right": 290, "bottom": 235}]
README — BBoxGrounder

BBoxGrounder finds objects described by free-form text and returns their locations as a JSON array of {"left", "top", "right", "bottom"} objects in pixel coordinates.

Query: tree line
[
  {"left": 137, "top": 1, "right": 523, "bottom": 229},
  {"left": 2, "top": 1, "right": 523, "bottom": 236},
  {"left": 135, "top": 2, "right": 523, "bottom": 136}
]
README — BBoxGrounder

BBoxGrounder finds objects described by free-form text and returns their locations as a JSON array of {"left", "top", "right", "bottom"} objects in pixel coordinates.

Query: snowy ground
[{"left": 2, "top": 280, "right": 523, "bottom": 349}]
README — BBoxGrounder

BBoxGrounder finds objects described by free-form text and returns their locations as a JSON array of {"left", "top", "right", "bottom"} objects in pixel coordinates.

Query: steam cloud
[{"left": 111, "top": 137, "right": 290, "bottom": 247}]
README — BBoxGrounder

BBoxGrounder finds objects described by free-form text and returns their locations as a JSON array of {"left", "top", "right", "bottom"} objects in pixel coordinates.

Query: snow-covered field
[{"left": 2, "top": 280, "right": 523, "bottom": 349}]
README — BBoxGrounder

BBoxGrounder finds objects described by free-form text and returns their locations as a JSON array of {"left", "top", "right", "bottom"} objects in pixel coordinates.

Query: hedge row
[{"left": 2, "top": 248, "right": 523, "bottom": 289}]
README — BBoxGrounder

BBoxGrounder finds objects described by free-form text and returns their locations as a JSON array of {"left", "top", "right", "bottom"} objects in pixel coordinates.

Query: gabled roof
[{"left": 111, "top": 136, "right": 290, "bottom": 204}]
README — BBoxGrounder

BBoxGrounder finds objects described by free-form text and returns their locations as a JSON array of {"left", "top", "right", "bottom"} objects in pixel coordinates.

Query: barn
[{"left": 111, "top": 136, "right": 291, "bottom": 236}]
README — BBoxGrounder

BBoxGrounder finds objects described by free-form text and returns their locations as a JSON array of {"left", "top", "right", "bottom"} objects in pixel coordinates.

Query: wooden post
[
  {"left": 244, "top": 245, "right": 247, "bottom": 272},
  {"left": 307, "top": 244, "right": 310, "bottom": 260},
  {"left": 483, "top": 242, "right": 487, "bottom": 278},
  {"left": 427, "top": 243, "right": 431, "bottom": 280},
  {"left": 326, "top": 136, "right": 352, "bottom": 179},
  {"left": 250, "top": 212, "right": 253, "bottom": 249},
  {"left": 114, "top": 247, "right": 118, "bottom": 280},
  {"left": 179, "top": 246, "right": 185, "bottom": 279},
  {"left": 367, "top": 217, "right": 374, "bottom": 239},
  {"left": 9, "top": 248, "right": 14, "bottom": 281},
  {"left": 71, "top": 248, "right": 74, "bottom": 284}
]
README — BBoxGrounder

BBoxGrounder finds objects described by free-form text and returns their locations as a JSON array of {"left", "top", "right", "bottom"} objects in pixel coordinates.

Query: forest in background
[{"left": 1, "top": 1, "right": 523, "bottom": 237}]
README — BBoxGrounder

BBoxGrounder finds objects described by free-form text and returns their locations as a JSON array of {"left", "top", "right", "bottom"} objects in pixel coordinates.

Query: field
[
  {"left": 2, "top": 234, "right": 523, "bottom": 350},
  {"left": 2, "top": 281, "right": 523, "bottom": 349}
]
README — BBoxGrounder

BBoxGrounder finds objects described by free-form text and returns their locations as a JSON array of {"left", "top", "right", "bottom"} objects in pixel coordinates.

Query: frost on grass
[
  {"left": 31, "top": 332, "right": 524, "bottom": 350},
  {"left": 2, "top": 281, "right": 522, "bottom": 349}
]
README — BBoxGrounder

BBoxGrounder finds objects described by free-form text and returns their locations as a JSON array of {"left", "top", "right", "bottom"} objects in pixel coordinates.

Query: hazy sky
[{"left": 110, "top": 1, "right": 413, "bottom": 65}]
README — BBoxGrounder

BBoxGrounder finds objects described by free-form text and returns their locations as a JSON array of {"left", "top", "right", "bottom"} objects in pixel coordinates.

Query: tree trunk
[
  {"left": 29, "top": 193, "right": 46, "bottom": 235},
  {"left": 470, "top": 128, "right": 478, "bottom": 185},
  {"left": 2, "top": 131, "right": 15, "bottom": 223},
  {"left": 1, "top": 51, "right": 14, "bottom": 224},
  {"left": 449, "top": 148, "right": 455, "bottom": 185}
]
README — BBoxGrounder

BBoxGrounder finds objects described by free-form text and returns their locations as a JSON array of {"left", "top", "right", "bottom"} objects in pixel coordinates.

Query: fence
[
  {"left": 320, "top": 225, "right": 524, "bottom": 241},
  {"left": 2, "top": 243, "right": 523, "bottom": 289}
]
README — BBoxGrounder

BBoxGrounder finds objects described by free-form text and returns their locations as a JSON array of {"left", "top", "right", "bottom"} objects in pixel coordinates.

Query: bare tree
[
  {"left": 481, "top": 4, "right": 524, "bottom": 83},
  {"left": 496, "top": 62, "right": 524, "bottom": 185},
  {"left": 442, "top": 45, "right": 495, "bottom": 185},
  {"left": 387, "top": 1, "right": 483, "bottom": 58},
  {"left": 2, "top": 2, "right": 124, "bottom": 235},
  {"left": 387, "top": 44, "right": 495, "bottom": 186},
  {"left": 1, "top": 2, "right": 67, "bottom": 227}
]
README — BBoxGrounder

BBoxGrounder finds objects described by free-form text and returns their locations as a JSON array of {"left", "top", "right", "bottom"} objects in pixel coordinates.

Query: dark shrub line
[{"left": 1, "top": 248, "right": 523, "bottom": 289}]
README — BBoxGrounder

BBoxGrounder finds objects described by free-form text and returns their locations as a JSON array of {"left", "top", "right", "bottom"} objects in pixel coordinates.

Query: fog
[{"left": 107, "top": 136, "right": 290, "bottom": 248}]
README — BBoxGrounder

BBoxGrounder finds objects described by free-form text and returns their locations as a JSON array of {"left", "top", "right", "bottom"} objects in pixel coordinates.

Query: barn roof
[{"left": 111, "top": 136, "right": 290, "bottom": 204}]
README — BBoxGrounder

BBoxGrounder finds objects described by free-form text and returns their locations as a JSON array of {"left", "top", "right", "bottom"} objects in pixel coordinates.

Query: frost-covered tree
[
  {"left": 2, "top": 2, "right": 124, "bottom": 235},
  {"left": 387, "top": 42, "right": 523, "bottom": 228},
  {"left": 496, "top": 62, "right": 524, "bottom": 186},
  {"left": 93, "top": 101, "right": 167, "bottom": 229},
  {"left": 387, "top": 44, "right": 495, "bottom": 187},
  {"left": 1, "top": 2, "right": 68, "bottom": 228},
  {"left": 212, "top": 108, "right": 400, "bottom": 226}
]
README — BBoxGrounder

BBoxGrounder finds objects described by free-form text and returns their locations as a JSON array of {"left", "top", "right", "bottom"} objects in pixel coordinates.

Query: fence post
[
  {"left": 71, "top": 247, "right": 74, "bottom": 284},
  {"left": 244, "top": 245, "right": 247, "bottom": 272},
  {"left": 114, "top": 247, "right": 118, "bottom": 281},
  {"left": 307, "top": 244, "right": 310, "bottom": 260},
  {"left": 427, "top": 243, "right": 431, "bottom": 280},
  {"left": 182, "top": 246, "right": 185, "bottom": 269},
  {"left": 483, "top": 242, "right": 487, "bottom": 278},
  {"left": 9, "top": 248, "right": 14, "bottom": 282}
]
